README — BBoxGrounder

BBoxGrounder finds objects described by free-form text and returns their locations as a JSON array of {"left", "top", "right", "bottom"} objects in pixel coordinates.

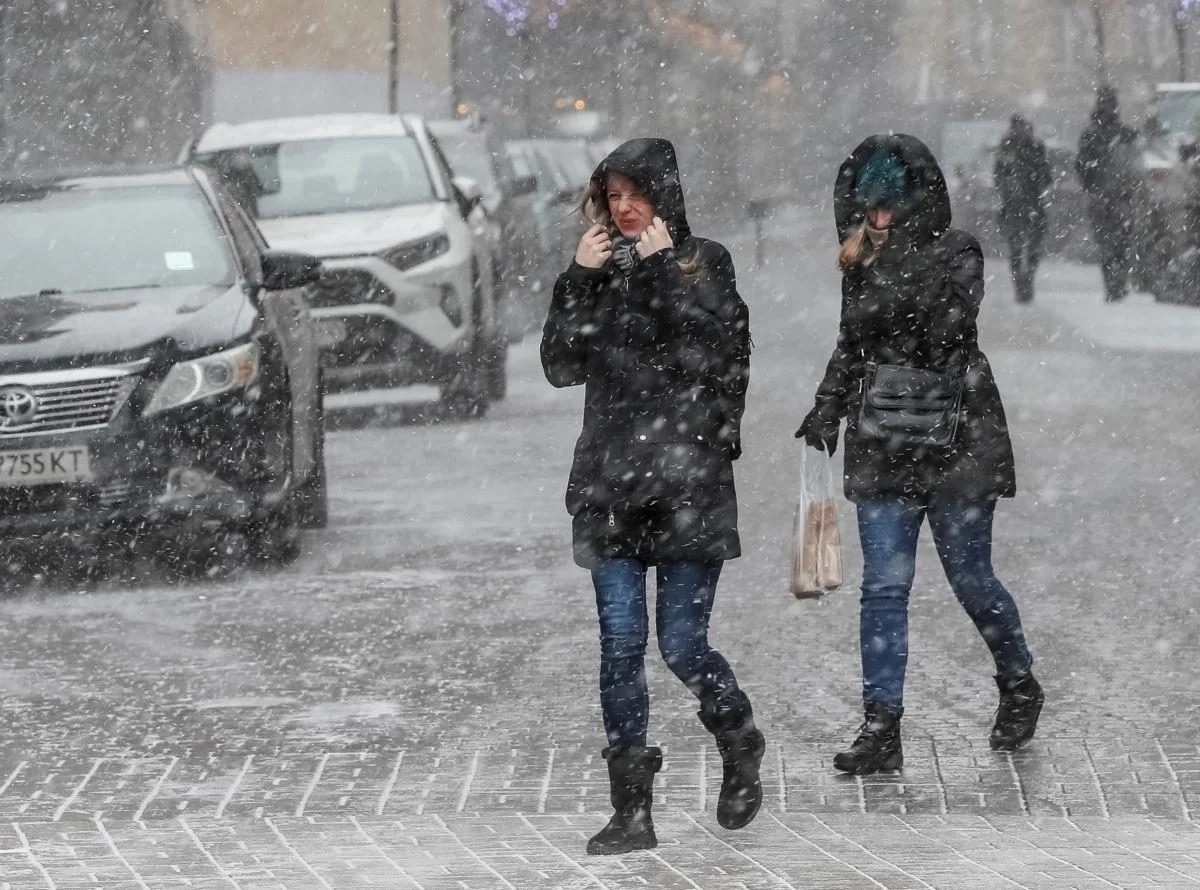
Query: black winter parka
[
  {"left": 812, "top": 134, "right": 1017, "bottom": 502},
  {"left": 541, "top": 139, "right": 751, "bottom": 568}
]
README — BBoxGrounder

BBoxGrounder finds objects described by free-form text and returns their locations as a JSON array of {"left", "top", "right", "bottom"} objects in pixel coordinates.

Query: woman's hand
[
  {"left": 574, "top": 224, "right": 613, "bottom": 269},
  {"left": 795, "top": 407, "right": 839, "bottom": 456},
  {"left": 635, "top": 217, "right": 674, "bottom": 259}
]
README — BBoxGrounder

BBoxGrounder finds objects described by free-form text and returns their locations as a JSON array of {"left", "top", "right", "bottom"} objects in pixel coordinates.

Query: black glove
[{"left": 795, "top": 407, "right": 839, "bottom": 456}]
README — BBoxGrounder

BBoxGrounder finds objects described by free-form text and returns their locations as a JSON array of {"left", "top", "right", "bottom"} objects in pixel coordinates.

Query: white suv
[{"left": 188, "top": 113, "right": 505, "bottom": 413}]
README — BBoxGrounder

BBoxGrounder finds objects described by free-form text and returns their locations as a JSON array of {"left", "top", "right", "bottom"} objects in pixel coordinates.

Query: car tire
[
  {"left": 248, "top": 378, "right": 303, "bottom": 565},
  {"left": 440, "top": 283, "right": 490, "bottom": 418},
  {"left": 484, "top": 335, "right": 508, "bottom": 402},
  {"left": 296, "top": 382, "right": 329, "bottom": 529}
]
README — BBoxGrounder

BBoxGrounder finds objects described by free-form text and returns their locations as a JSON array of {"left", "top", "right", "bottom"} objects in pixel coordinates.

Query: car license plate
[
  {"left": 314, "top": 319, "right": 348, "bottom": 350},
  {"left": 0, "top": 447, "right": 93, "bottom": 487}
]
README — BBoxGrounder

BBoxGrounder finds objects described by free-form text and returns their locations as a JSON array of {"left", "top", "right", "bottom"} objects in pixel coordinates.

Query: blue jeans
[
  {"left": 591, "top": 559, "right": 746, "bottom": 749},
  {"left": 856, "top": 497, "right": 1034, "bottom": 715}
]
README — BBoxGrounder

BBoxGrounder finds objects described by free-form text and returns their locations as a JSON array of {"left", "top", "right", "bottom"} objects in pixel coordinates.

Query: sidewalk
[
  {"left": 1, "top": 738, "right": 1199, "bottom": 888},
  {"left": 1029, "top": 262, "right": 1200, "bottom": 353}
]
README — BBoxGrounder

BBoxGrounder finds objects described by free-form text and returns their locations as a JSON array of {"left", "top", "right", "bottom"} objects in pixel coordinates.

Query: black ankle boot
[
  {"left": 990, "top": 672, "right": 1044, "bottom": 751},
  {"left": 833, "top": 703, "right": 903, "bottom": 775},
  {"left": 587, "top": 746, "right": 662, "bottom": 855},
  {"left": 698, "top": 707, "right": 766, "bottom": 830}
]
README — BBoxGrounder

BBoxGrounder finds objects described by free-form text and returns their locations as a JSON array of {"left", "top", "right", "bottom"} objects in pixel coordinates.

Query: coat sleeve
[
  {"left": 812, "top": 275, "right": 864, "bottom": 422},
  {"left": 540, "top": 262, "right": 607, "bottom": 388},
  {"left": 633, "top": 245, "right": 751, "bottom": 457},
  {"left": 922, "top": 232, "right": 985, "bottom": 366}
]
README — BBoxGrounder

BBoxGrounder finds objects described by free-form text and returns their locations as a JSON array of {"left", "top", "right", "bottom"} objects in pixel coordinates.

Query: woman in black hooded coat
[
  {"left": 542, "top": 138, "right": 762, "bottom": 854},
  {"left": 796, "top": 134, "right": 1044, "bottom": 775}
]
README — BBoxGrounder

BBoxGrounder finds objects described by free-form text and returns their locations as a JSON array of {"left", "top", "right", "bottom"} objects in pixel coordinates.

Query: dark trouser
[
  {"left": 592, "top": 558, "right": 749, "bottom": 749},
  {"left": 1089, "top": 196, "right": 1135, "bottom": 302},
  {"left": 856, "top": 496, "right": 1034, "bottom": 715},
  {"left": 1001, "top": 206, "right": 1045, "bottom": 303}
]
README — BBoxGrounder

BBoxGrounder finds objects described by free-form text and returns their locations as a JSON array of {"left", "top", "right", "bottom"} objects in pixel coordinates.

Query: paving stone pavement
[{"left": 1, "top": 740, "right": 1199, "bottom": 887}]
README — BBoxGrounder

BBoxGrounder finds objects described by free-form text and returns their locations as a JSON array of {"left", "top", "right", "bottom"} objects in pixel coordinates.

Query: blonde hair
[
  {"left": 838, "top": 220, "right": 880, "bottom": 273},
  {"left": 577, "top": 175, "right": 703, "bottom": 276}
]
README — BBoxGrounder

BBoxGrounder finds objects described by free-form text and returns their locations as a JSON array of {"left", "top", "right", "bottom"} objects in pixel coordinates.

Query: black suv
[{"left": 0, "top": 166, "right": 326, "bottom": 577}]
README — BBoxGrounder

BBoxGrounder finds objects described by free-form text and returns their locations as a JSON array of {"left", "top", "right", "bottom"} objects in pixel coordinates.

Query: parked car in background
[
  {"left": 505, "top": 139, "right": 580, "bottom": 299},
  {"left": 0, "top": 166, "right": 326, "bottom": 578},
  {"left": 428, "top": 117, "right": 540, "bottom": 338},
  {"left": 536, "top": 138, "right": 595, "bottom": 191},
  {"left": 188, "top": 113, "right": 506, "bottom": 412}
]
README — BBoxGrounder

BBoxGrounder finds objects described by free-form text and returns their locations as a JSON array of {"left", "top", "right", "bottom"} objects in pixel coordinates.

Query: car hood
[
  {"left": 0, "top": 284, "right": 253, "bottom": 369},
  {"left": 257, "top": 202, "right": 451, "bottom": 257}
]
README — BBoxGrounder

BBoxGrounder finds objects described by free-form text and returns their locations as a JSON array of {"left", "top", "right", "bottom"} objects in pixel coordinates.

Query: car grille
[
  {"left": 0, "top": 368, "right": 137, "bottom": 439},
  {"left": 309, "top": 268, "right": 393, "bottom": 308}
]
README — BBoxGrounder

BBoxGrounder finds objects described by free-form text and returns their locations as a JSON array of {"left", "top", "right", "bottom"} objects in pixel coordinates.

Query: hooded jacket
[
  {"left": 814, "top": 133, "right": 1016, "bottom": 502},
  {"left": 541, "top": 138, "right": 751, "bottom": 568},
  {"left": 1075, "top": 90, "right": 1140, "bottom": 202},
  {"left": 994, "top": 118, "right": 1052, "bottom": 220}
]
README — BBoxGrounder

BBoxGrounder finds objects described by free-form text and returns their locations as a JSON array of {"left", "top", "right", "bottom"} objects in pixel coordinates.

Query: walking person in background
[
  {"left": 795, "top": 134, "right": 1044, "bottom": 775},
  {"left": 994, "top": 114, "right": 1052, "bottom": 303},
  {"left": 1076, "top": 86, "right": 1141, "bottom": 302},
  {"left": 541, "top": 138, "right": 763, "bottom": 854}
]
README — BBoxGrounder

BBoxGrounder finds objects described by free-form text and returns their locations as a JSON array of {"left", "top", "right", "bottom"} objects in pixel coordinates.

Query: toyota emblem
[{"left": 0, "top": 386, "right": 38, "bottom": 428}]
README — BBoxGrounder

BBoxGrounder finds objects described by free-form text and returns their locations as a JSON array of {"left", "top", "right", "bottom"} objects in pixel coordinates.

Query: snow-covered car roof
[{"left": 193, "top": 114, "right": 423, "bottom": 153}]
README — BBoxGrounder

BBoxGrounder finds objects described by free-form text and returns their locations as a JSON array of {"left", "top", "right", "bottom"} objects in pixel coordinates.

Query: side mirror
[
  {"left": 508, "top": 173, "right": 537, "bottom": 196},
  {"left": 452, "top": 175, "right": 483, "bottom": 217},
  {"left": 261, "top": 250, "right": 322, "bottom": 290}
]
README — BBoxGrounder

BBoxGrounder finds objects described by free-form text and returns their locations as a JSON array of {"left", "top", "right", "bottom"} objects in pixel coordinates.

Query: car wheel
[
  {"left": 439, "top": 283, "right": 490, "bottom": 418},
  {"left": 484, "top": 335, "right": 508, "bottom": 402},
  {"left": 296, "top": 383, "right": 329, "bottom": 530}
]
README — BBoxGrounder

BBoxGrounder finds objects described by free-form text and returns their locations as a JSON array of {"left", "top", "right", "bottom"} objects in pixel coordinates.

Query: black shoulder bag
[{"left": 858, "top": 361, "right": 965, "bottom": 448}]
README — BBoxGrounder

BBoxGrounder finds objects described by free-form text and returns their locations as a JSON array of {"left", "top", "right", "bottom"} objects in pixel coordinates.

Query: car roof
[
  {"left": 194, "top": 113, "right": 423, "bottom": 153},
  {"left": 0, "top": 165, "right": 198, "bottom": 193}
]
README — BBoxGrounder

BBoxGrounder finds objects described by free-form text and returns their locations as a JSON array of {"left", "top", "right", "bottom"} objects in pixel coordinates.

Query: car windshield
[
  {"left": 1156, "top": 92, "right": 1200, "bottom": 143},
  {"left": 0, "top": 183, "right": 235, "bottom": 299},
  {"left": 196, "top": 136, "right": 437, "bottom": 219},
  {"left": 432, "top": 131, "right": 498, "bottom": 195},
  {"left": 543, "top": 141, "right": 594, "bottom": 187},
  {"left": 508, "top": 144, "right": 571, "bottom": 193}
]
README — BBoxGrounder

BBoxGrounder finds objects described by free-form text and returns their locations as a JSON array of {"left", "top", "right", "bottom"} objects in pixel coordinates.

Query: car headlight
[
  {"left": 380, "top": 233, "right": 451, "bottom": 271},
  {"left": 144, "top": 342, "right": 260, "bottom": 416}
]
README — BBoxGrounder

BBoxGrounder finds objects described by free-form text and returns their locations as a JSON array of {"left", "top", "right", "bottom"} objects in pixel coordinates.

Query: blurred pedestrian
[
  {"left": 541, "top": 138, "right": 762, "bottom": 854},
  {"left": 1076, "top": 86, "right": 1141, "bottom": 302},
  {"left": 795, "top": 134, "right": 1044, "bottom": 776},
  {"left": 994, "top": 114, "right": 1052, "bottom": 303}
]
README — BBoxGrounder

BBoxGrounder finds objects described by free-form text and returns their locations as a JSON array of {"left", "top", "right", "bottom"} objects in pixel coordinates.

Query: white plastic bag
[{"left": 790, "top": 448, "right": 843, "bottom": 598}]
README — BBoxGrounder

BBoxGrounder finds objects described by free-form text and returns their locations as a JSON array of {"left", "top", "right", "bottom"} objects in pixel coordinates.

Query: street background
[
  {"left": 1, "top": 216, "right": 1200, "bottom": 885},
  {"left": 4, "top": 0, "right": 1200, "bottom": 885}
]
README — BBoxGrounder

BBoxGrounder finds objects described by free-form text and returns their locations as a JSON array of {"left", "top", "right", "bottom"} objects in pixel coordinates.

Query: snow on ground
[{"left": 1035, "top": 261, "right": 1200, "bottom": 352}]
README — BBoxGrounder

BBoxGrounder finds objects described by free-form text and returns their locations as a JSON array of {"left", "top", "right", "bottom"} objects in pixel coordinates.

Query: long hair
[
  {"left": 838, "top": 220, "right": 880, "bottom": 273},
  {"left": 577, "top": 176, "right": 703, "bottom": 276}
]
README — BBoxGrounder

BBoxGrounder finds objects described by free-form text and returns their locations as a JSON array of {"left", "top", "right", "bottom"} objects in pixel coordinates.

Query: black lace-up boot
[
  {"left": 833, "top": 702, "right": 903, "bottom": 775},
  {"left": 586, "top": 746, "right": 663, "bottom": 855},
  {"left": 698, "top": 698, "right": 766, "bottom": 830},
  {"left": 990, "top": 672, "right": 1044, "bottom": 751}
]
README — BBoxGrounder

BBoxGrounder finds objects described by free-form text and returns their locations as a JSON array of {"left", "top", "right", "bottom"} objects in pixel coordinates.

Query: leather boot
[
  {"left": 990, "top": 672, "right": 1044, "bottom": 751},
  {"left": 586, "top": 746, "right": 662, "bottom": 855},
  {"left": 699, "top": 704, "right": 766, "bottom": 830},
  {"left": 833, "top": 702, "right": 903, "bottom": 775}
]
